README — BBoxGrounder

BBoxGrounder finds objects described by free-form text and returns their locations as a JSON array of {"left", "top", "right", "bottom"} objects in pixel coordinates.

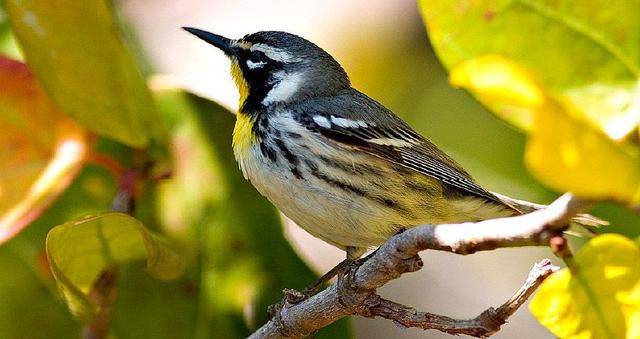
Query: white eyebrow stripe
[
  {"left": 330, "top": 116, "right": 368, "bottom": 129},
  {"left": 251, "top": 43, "right": 301, "bottom": 62}
]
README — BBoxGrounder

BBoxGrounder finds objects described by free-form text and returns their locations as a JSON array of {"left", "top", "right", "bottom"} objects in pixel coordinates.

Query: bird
[{"left": 183, "top": 27, "right": 604, "bottom": 290}]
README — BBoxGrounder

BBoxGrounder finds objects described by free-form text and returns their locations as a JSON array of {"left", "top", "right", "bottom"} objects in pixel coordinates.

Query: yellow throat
[{"left": 230, "top": 59, "right": 256, "bottom": 158}]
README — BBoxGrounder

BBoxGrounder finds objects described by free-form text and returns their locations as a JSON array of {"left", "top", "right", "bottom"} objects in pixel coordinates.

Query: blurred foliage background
[{"left": 0, "top": 0, "right": 638, "bottom": 338}]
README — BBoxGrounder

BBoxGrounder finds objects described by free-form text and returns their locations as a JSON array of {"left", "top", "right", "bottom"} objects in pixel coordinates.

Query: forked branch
[{"left": 249, "top": 193, "right": 587, "bottom": 338}]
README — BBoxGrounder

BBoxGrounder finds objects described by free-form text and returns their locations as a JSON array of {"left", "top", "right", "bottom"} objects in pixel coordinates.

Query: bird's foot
[
  {"left": 300, "top": 258, "right": 353, "bottom": 297},
  {"left": 336, "top": 257, "right": 367, "bottom": 307},
  {"left": 267, "top": 258, "right": 354, "bottom": 320}
]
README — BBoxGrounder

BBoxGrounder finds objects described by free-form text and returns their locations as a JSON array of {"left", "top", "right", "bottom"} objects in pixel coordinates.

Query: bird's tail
[{"left": 491, "top": 192, "right": 609, "bottom": 233}]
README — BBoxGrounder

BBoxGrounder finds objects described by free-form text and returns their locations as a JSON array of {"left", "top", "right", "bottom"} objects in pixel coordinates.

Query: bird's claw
[{"left": 337, "top": 257, "right": 367, "bottom": 307}]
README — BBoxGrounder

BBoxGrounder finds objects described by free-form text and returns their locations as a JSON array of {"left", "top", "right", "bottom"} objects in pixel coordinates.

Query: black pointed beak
[{"left": 182, "top": 27, "right": 236, "bottom": 56}]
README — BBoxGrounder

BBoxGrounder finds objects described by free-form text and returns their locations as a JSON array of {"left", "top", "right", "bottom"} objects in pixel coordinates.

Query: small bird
[{"left": 184, "top": 28, "right": 603, "bottom": 282}]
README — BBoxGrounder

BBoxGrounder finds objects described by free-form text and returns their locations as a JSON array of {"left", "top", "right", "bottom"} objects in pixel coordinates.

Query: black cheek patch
[{"left": 238, "top": 57, "right": 286, "bottom": 114}]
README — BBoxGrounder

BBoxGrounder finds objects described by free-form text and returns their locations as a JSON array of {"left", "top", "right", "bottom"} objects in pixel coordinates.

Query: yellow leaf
[
  {"left": 526, "top": 98, "right": 640, "bottom": 206},
  {"left": 0, "top": 56, "right": 87, "bottom": 244},
  {"left": 530, "top": 234, "right": 640, "bottom": 339},
  {"left": 46, "top": 213, "right": 186, "bottom": 321},
  {"left": 450, "top": 55, "right": 542, "bottom": 131},
  {"left": 564, "top": 83, "right": 640, "bottom": 142},
  {"left": 451, "top": 56, "right": 640, "bottom": 207}
]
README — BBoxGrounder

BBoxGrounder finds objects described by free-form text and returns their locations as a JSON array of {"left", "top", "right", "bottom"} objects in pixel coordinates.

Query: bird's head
[{"left": 183, "top": 28, "right": 350, "bottom": 113}]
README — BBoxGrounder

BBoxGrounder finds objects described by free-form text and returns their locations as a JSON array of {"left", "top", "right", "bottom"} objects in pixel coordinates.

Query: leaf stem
[{"left": 553, "top": 234, "right": 616, "bottom": 339}]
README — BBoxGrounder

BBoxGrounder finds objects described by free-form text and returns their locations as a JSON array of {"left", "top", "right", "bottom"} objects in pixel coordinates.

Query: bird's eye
[
  {"left": 247, "top": 50, "right": 268, "bottom": 70},
  {"left": 250, "top": 50, "right": 265, "bottom": 62}
]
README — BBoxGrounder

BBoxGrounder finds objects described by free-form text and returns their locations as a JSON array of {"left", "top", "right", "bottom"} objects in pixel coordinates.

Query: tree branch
[{"left": 249, "top": 193, "right": 587, "bottom": 338}]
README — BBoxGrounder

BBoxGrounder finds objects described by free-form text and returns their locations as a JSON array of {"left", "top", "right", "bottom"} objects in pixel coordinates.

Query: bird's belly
[
  {"left": 238, "top": 146, "right": 389, "bottom": 249},
  {"left": 237, "top": 141, "right": 459, "bottom": 249}
]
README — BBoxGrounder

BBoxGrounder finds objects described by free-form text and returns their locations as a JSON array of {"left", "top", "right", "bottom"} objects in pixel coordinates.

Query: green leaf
[
  {"left": 5, "top": 0, "right": 160, "bottom": 147},
  {"left": 419, "top": 0, "right": 640, "bottom": 140},
  {"left": 530, "top": 234, "right": 640, "bottom": 338},
  {"left": 0, "top": 56, "right": 87, "bottom": 244},
  {"left": 46, "top": 212, "right": 186, "bottom": 321}
]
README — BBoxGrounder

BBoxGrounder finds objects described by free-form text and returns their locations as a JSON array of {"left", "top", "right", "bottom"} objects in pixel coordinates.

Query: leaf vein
[{"left": 515, "top": 0, "right": 639, "bottom": 76}]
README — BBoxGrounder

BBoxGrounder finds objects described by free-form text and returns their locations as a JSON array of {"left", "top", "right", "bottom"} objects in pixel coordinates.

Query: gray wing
[{"left": 290, "top": 88, "right": 501, "bottom": 203}]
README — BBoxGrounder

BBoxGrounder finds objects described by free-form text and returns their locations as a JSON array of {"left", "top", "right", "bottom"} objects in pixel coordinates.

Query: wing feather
[{"left": 290, "top": 89, "right": 501, "bottom": 203}]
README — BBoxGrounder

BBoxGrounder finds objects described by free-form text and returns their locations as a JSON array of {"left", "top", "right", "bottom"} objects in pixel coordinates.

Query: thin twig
[
  {"left": 249, "top": 193, "right": 586, "bottom": 338},
  {"left": 81, "top": 266, "right": 118, "bottom": 339},
  {"left": 360, "top": 259, "right": 557, "bottom": 337}
]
